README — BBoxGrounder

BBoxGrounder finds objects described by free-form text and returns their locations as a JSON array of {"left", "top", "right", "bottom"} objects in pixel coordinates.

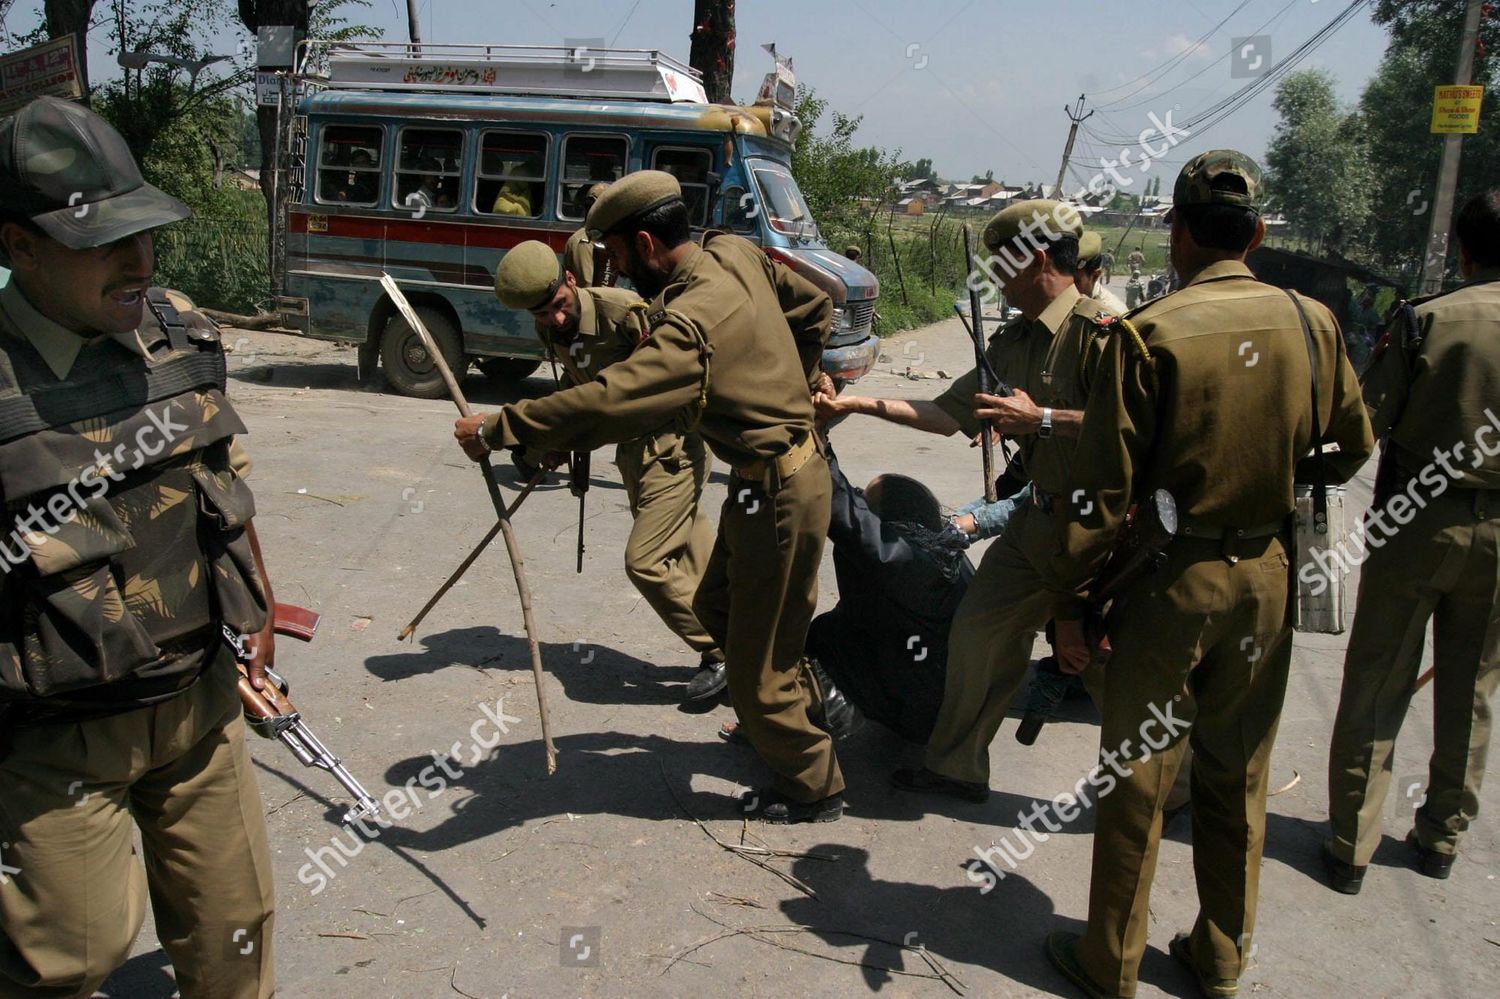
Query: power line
[
  {"left": 1096, "top": 0, "right": 1302, "bottom": 113},
  {"left": 1100, "top": 0, "right": 1302, "bottom": 115},
  {"left": 609, "top": 0, "right": 644, "bottom": 47},
  {"left": 1086, "top": 0, "right": 1371, "bottom": 147},
  {"left": 1090, "top": 0, "right": 1258, "bottom": 105}
]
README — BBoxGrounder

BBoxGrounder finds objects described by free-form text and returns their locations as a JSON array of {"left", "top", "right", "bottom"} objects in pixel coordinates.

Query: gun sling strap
[{"left": 1284, "top": 289, "right": 1328, "bottom": 535}]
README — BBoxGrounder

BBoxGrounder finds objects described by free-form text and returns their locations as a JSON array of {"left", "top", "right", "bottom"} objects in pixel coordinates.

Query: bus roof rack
[{"left": 321, "top": 42, "right": 710, "bottom": 104}]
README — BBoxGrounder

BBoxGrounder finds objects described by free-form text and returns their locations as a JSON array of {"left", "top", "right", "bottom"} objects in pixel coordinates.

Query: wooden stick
[
  {"left": 1415, "top": 665, "right": 1436, "bottom": 693},
  {"left": 398, "top": 469, "right": 546, "bottom": 641},
  {"left": 380, "top": 273, "right": 558, "bottom": 774}
]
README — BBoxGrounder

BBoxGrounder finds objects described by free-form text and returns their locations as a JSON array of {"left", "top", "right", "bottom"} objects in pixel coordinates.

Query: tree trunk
[
  {"left": 688, "top": 0, "right": 735, "bottom": 104},
  {"left": 44, "top": 0, "right": 97, "bottom": 99},
  {"left": 237, "top": 0, "right": 310, "bottom": 292}
]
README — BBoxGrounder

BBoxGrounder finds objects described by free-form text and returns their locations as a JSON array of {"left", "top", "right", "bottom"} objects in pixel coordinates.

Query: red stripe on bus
[{"left": 287, "top": 212, "right": 573, "bottom": 251}]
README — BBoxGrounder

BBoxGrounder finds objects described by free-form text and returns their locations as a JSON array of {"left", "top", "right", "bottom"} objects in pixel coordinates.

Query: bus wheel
[
  {"left": 478, "top": 357, "right": 542, "bottom": 382},
  {"left": 381, "top": 307, "right": 463, "bottom": 399}
]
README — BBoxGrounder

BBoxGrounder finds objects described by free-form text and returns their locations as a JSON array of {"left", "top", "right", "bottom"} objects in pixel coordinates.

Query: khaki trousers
[
  {"left": 924, "top": 503, "right": 1192, "bottom": 805},
  {"left": 1328, "top": 488, "right": 1500, "bottom": 864},
  {"left": 1077, "top": 536, "right": 1292, "bottom": 997},
  {"left": 0, "top": 656, "right": 275, "bottom": 999},
  {"left": 693, "top": 453, "right": 843, "bottom": 802},
  {"left": 614, "top": 429, "right": 721, "bottom": 660}
]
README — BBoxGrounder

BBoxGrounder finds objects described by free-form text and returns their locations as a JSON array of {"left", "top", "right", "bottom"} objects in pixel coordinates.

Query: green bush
[{"left": 153, "top": 193, "right": 271, "bottom": 314}]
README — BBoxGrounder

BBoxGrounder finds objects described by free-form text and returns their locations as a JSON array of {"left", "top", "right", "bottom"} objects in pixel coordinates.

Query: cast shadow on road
[
  {"left": 771, "top": 844, "right": 1197, "bottom": 997},
  {"left": 364, "top": 626, "right": 699, "bottom": 706},
  {"left": 232, "top": 360, "right": 558, "bottom": 406},
  {"left": 376, "top": 730, "right": 762, "bottom": 855},
  {"left": 99, "top": 949, "right": 174, "bottom": 999}
]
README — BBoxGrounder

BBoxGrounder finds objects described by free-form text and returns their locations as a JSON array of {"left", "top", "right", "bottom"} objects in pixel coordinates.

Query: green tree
[
  {"left": 789, "top": 86, "right": 903, "bottom": 232},
  {"left": 1265, "top": 69, "right": 1374, "bottom": 256},
  {"left": 1361, "top": 0, "right": 1499, "bottom": 278}
]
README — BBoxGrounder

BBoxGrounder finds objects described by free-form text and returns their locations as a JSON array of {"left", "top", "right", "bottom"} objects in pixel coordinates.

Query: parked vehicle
[{"left": 271, "top": 43, "right": 880, "bottom": 397}]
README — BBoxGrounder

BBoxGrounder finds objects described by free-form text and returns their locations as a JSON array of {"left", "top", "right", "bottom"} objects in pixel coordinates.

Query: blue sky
[{"left": 4, "top": 0, "right": 1395, "bottom": 188}]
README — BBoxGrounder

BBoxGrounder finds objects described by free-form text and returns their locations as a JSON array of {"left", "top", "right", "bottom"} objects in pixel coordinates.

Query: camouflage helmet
[
  {"left": 1172, "top": 149, "right": 1262, "bottom": 212},
  {"left": 0, "top": 96, "right": 189, "bottom": 248},
  {"left": 494, "top": 240, "right": 567, "bottom": 310}
]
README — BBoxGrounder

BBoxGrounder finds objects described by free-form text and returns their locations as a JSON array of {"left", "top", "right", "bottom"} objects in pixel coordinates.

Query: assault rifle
[{"left": 227, "top": 603, "right": 381, "bottom": 824}]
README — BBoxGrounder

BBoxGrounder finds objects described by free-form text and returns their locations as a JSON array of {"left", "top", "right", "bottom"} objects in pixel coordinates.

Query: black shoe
[
  {"left": 1169, "top": 932, "right": 1238, "bottom": 998},
  {"left": 1406, "top": 831, "right": 1456, "bottom": 879},
  {"left": 1043, "top": 931, "right": 1119, "bottom": 999},
  {"left": 738, "top": 787, "right": 843, "bottom": 824},
  {"left": 1321, "top": 840, "right": 1366, "bottom": 895},
  {"left": 808, "top": 659, "right": 863, "bottom": 740},
  {"left": 890, "top": 767, "right": 989, "bottom": 803},
  {"left": 685, "top": 658, "right": 727, "bottom": 701}
]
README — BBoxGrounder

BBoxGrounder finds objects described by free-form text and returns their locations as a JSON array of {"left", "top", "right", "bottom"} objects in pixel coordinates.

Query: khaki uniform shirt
[
  {"left": 1362, "top": 270, "right": 1500, "bottom": 490},
  {"left": 933, "top": 285, "right": 1111, "bottom": 496},
  {"left": 482, "top": 233, "right": 832, "bottom": 467},
  {"left": 539, "top": 286, "right": 648, "bottom": 386},
  {"left": 0, "top": 283, "right": 251, "bottom": 476},
  {"left": 562, "top": 227, "right": 602, "bottom": 287},
  {"left": 1057, "top": 259, "right": 1375, "bottom": 601}
]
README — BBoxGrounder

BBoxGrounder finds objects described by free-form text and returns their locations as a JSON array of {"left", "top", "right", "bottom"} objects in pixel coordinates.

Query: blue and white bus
[{"left": 272, "top": 44, "right": 879, "bottom": 398}]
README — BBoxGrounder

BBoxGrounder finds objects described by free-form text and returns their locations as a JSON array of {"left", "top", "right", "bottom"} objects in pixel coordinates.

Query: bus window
[
  {"left": 723, "top": 185, "right": 758, "bottom": 233},
  {"left": 558, "top": 135, "right": 628, "bottom": 221},
  {"left": 651, "top": 147, "right": 713, "bottom": 226},
  {"left": 476, "top": 132, "right": 547, "bottom": 218},
  {"left": 316, "top": 125, "right": 383, "bottom": 206},
  {"left": 394, "top": 127, "right": 463, "bottom": 214}
]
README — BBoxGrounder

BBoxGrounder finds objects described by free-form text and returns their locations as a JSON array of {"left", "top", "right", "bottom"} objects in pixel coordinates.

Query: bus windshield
[{"left": 751, "top": 163, "right": 818, "bottom": 240}]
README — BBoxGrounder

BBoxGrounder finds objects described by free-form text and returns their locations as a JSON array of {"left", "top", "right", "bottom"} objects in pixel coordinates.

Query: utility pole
[
  {"left": 1054, "top": 94, "right": 1093, "bottom": 199},
  {"left": 405, "top": 0, "right": 422, "bottom": 52},
  {"left": 1418, "top": 0, "right": 1485, "bottom": 295}
]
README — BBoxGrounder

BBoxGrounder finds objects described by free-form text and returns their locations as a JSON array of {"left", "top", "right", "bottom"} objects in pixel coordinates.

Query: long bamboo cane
[{"left": 379, "top": 273, "right": 558, "bottom": 773}]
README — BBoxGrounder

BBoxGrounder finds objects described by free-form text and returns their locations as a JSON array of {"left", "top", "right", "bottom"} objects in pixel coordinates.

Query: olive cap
[
  {"left": 1078, "top": 230, "right": 1103, "bottom": 264},
  {"left": 1172, "top": 149, "right": 1262, "bottom": 211},
  {"left": 982, "top": 199, "right": 1083, "bottom": 254},
  {"left": 494, "top": 240, "right": 566, "bottom": 310},
  {"left": 585, "top": 170, "right": 682, "bottom": 239},
  {"left": 0, "top": 96, "right": 189, "bottom": 248}
]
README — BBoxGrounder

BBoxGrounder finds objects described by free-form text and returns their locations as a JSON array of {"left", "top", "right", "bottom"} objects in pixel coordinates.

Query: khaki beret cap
[
  {"left": 494, "top": 240, "right": 566, "bottom": 310},
  {"left": 585, "top": 170, "right": 683, "bottom": 238},
  {"left": 1077, "top": 231, "right": 1102, "bottom": 264},
  {"left": 982, "top": 199, "right": 1083, "bottom": 254}
]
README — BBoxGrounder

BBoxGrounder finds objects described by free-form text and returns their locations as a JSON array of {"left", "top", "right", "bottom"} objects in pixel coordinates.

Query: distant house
[{"left": 898, "top": 197, "right": 927, "bottom": 216}]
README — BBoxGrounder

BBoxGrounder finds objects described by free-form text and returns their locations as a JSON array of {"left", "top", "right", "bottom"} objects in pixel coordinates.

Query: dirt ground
[{"left": 102, "top": 289, "right": 1498, "bottom": 998}]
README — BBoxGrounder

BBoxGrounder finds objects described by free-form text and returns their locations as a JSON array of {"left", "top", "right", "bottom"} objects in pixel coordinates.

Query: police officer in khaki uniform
[
  {"left": 0, "top": 98, "right": 277, "bottom": 999},
  {"left": 493, "top": 240, "right": 726, "bottom": 699},
  {"left": 1324, "top": 189, "right": 1500, "bottom": 893},
  {"left": 455, "top": 172, "right": 845, "bottom": 822},
  {"left": 1043, "top": 151, "right": 1373, "bottom": 999},
  {"left": 817, "top": 201, "right": 1116, "bottom": 801},
  {"left": 1077, "top": 231, "right": 1130, "bottom": 316},
  {"left": 561, "top": 182, "right": 614, "bottom": 288}
]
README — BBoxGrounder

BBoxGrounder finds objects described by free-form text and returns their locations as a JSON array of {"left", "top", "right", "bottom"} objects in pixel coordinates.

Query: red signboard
[{"left": 0, "top": 36, "right": 84, "bottom": 116}]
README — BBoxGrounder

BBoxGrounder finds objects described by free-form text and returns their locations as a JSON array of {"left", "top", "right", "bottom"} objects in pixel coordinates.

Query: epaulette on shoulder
[{"left": 699, "top": 228, "right": 729, "bottom": 247}]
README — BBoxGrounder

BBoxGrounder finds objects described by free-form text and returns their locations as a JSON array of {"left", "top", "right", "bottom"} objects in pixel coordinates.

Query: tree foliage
[
  {"left": 789, "top": 86, "right": 903, "bottom": 232},
  {"left": 1265, "top": 69, "right": 1374, "bottom": 256},
  {"left": 1360, "top": 0, "right": 1499, "bottom": 275}
]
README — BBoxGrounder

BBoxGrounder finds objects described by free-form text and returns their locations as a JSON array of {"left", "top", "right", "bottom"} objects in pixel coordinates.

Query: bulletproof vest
[{"left": 0, "top": 290, "right": 267, "bottom": 706}]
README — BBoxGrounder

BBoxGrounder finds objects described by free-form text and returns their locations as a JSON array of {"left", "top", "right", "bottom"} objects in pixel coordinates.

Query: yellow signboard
[{"left": 1431, "top": 85, "right": 1484, "bottom": 134}]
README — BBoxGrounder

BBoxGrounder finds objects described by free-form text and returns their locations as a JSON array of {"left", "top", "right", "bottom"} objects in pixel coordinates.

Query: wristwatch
[{"left": 1038, "top": 407, "right": 1054, "bottom": 439}]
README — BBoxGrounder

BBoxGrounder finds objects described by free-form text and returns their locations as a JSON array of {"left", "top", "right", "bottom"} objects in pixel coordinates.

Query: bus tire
[
  {"left": 381, "top": 307, "right": 463, "bottom": 399},
  {"left": 478, "top": 357, "right": 543, "bottom": 382}
]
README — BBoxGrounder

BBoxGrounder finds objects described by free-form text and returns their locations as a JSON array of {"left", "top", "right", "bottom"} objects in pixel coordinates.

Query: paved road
[{"left": 103, "top": 309, "right": 1498, "bottom": 998}]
